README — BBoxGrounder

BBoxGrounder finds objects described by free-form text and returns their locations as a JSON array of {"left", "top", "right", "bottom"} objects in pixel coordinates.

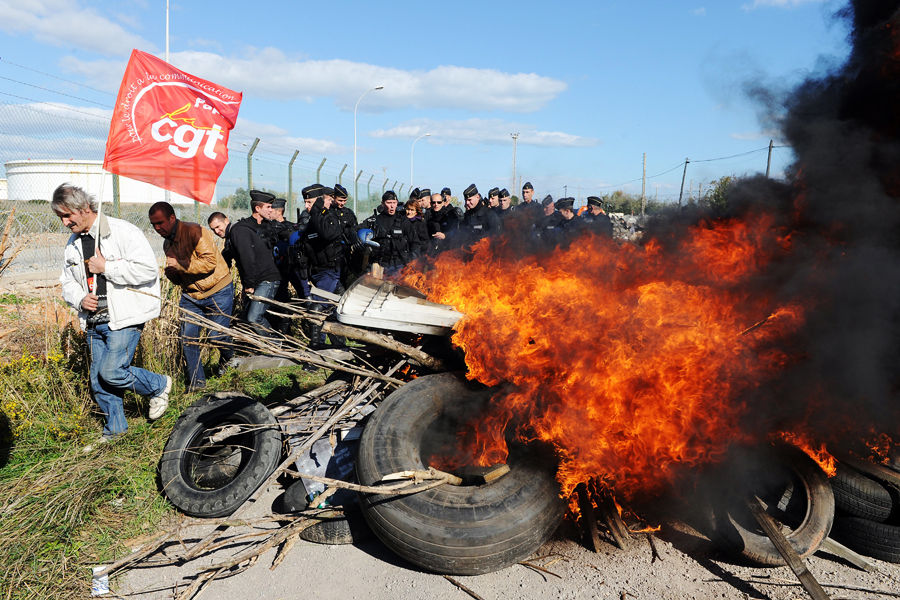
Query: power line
[
  {"left": 0, "top": 93, "right": 111, "bottom": 120},
  {"left": 0, "top": 57, "right": 114, "bottom": 97},
  {"left": 0, "top": 75, "right": 109, "bottom": 107}
]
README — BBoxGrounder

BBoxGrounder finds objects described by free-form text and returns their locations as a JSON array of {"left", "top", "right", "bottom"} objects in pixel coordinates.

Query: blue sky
[{"left": 0, "top": 0, "right": 851, "bottom": 204}]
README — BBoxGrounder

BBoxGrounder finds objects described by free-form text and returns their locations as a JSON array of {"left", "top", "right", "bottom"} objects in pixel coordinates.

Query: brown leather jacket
[{"left": 163, "top": 221, "right": 232, "bottom": 299}]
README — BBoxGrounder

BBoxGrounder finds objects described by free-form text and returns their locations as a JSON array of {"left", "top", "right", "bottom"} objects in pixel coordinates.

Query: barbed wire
[{"left": 0, "top": 56, "right": 115, "bottom": 97}]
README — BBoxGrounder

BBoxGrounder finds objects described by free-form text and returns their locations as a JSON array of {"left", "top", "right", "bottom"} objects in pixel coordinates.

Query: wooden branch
[
  {"left": 442, "top": 576, "right": 486, "bottom": 600},
  {"left": 747, "top": 495, "right": 831, "bottom": 600},
  {"left": 594, "top": 487, "right": 630, "bottom": 550},
  {"left": 321, "top": 321, "right": 445, "bottom": 369},
  {"left": 647, "top": 533, "right": 662, "bottom": 563},
  {"left": 818, "top": 536, "right": 877, "bottom": 573},
  {"left": 576, "top": 483, "right": 602, "bottom": 552}
]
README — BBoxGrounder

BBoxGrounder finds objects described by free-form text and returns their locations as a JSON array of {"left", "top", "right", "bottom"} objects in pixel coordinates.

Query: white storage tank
[{"left": 4, "top": 159, "right": 203, "bottom": 205}]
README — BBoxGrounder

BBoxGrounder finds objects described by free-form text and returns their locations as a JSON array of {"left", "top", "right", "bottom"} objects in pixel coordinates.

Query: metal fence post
[
  {"left": 316, "top": 158, "right": 327, "bottom": 184},
  {"left": 367, "top": 174, "right": 374, "bottom": 203},
  {"left": 247, "top": 137, "right": 260, "bottom": 190},
  {"left": 398, "top": 183, "right": 405, "bottom": 198},
  {"left": 382, "top": 178, "right": 388, "bottom": 194},
  {"left": 354, "top": 170, "right": 362, "bottom": 214},
  {"left": 112, "top": 174, "right": 121, "bottom": 218},
  {"left": 337, "top": 163, "right": 348, "bottom": 187},
  {"left": 288, "top": 149, "right": 299, "bottom": 216}
]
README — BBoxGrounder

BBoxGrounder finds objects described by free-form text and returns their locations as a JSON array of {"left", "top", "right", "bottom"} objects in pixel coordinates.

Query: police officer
[
  {"left": 497, "top": 188, "right": 513, "bottom": 218},
  {"left": 581, "top": 196, "right": 614, "bottom": 237},
  {"left": 363, "top": 190, "right": 413, "bottom": 273},
  {"left": 331, "top": 184, "right": 360, "bottom": 288},
  {"left": 460, "top": 184, "right": 501, "bottom": 244},
  {"left": 515, "top": 181, "right": 543, "bottom": 222},
  {"left": 301, "top": 184, "right": 344, "bottom": 347},
  {"left": 487, "top": 187, "right": 501, "bottom": 212},
  {"left": 228, "top": 190, "right": 281, "bottom": 333},
  {"left": 534, "top": 194, "right": 562, "bottom": 244}
]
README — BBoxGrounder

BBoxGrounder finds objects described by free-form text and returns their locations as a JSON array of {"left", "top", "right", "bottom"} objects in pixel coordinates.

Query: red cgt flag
[{"left": 104, "top": 49, "right": 242, "bottom": 204}]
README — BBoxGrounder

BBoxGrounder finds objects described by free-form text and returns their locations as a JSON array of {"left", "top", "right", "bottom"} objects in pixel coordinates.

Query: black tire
[
  {"left": 831, "top": 462, "right": 894, "bottom": 522},
  {"left": 159, "top": 393, "right": 282, "bottom": 517},
  {"left": 356, "top": 373, "right": 565, "bottom": 575},
  {"left": 711, "top": 442, "right": 835, "bottom": 566},
  {"left": 831, "top": 516, "right": 900, "bottom": 563},
  {"left": 300, "top": 508, "right": 371, "bottom": 545}
]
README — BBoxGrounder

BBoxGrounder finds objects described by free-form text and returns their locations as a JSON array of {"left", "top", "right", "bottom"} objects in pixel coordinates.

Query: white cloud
[
  {"left": 692, "top": 7, "right": 707, "bottom": 16},
  {"left": 0, "top": 0, "right": 155, "bottom": 56},
  {"left": 230, "top": 117, "right": 345, "bottom": 156},
  {"left": 369, "top": 118, "right": 598, "bottom": 148},
  {"left": 61, "top": 48, "right": 568, "bottom": 113},
  {"left": 742, "top": 0, "right": 825, "bottom": 9}
]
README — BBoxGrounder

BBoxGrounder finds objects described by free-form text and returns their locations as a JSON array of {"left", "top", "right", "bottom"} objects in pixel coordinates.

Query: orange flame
[
  {"left": 403, "top": 213, "right": 809, "bottom": 497},
  {"left": 777, "top": 431, "right": 837, "bottom": 477}
]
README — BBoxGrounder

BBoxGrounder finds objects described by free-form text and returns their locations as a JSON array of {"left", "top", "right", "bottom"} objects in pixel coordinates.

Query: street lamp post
[
  {"left": 410, "top": 133, "right": 431, "bottom": 191},
  {"left": 353, "top": 85, "right": 384, "bottom": 214}
]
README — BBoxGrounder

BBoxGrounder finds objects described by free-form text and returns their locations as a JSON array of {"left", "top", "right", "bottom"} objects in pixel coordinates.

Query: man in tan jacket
[{"left": 149, "top": 202, "right": 234, "bottom": 391}]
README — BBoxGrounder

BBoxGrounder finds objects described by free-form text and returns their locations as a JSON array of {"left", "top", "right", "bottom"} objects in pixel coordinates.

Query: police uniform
[
  {"left": 366, "top": 190, "right": 413, "bottom": 271},
  {"left": 581, "top": 196, "right": 614, "bottom": 237},
  {"left": 460, "top": 184, "right": 501, "bottom": 244},
  {"left": 301, "top": 184, "right": 344, "bottom": 347}
]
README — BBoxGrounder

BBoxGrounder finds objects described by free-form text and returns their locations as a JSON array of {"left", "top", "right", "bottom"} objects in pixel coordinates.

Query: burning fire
[
  {"left": 777, "top": 431, "right": 837, "bottom": 477},
  {"left": 403, "top": 213, "right": 810, "bottom": 497}
]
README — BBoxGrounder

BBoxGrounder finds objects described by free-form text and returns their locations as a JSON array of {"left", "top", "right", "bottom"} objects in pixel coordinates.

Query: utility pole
[
  {"left": 678, "top": 158, "right": 689, "bottom": 206},
  {"left": 765, "top": 139, "right": 774, "bottom": 178},
  {"left": 641, "top": 152, "right": 646, "bottom": 216},
  {"left": 511, "top": 133, "right": 519, "bottom": 196}
]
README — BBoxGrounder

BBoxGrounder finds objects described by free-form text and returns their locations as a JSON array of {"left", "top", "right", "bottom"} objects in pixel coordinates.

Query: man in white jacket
[{"left": 52, "top": 183, "right": 171, "bottom": 441}]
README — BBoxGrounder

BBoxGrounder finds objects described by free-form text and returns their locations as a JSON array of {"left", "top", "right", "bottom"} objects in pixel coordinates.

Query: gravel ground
[{"left": 116, "top": 484, "right": 900, "bottom": 600}]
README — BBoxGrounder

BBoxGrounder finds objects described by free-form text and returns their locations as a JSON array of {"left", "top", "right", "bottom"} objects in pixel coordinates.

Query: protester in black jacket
[
  {"left": 404, "top": 200, "right": 429, "bottom": 259},
  {"left": 427, "top": 191, "right": 460, "bottom": 253}
]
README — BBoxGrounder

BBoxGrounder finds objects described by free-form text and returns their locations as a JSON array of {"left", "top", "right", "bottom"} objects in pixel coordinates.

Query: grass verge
[{"left": 0, "top": 281, "right": 325, "bottom": 599}]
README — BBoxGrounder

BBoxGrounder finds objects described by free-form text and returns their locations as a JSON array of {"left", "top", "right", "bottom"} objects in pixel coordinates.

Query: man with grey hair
[{"left": 52, "top": 183, "right": 171, "bottom": 444}]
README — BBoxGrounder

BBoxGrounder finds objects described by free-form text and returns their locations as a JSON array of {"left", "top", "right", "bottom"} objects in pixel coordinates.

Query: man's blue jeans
[
  {"left": 180, "top": 283, "right": 234, "bottom": 389},
  {"left": 310, "top": 268, "right": 340, "bottom": 346},
  {"left": 87, "top": 323, "right": 168, "bottom": 436},
  {"left": 245, "top": 280, "right": 280, "bottom": 334}
]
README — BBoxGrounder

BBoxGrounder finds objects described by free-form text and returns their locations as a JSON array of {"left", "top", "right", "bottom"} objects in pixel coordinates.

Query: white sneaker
[{"left": 149, "top": 375, "right": 172, "bottom": 420}]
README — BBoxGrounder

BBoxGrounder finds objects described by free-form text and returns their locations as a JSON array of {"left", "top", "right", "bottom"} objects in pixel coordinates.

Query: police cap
[
  {"left": 409, "top": 187, "right": 421, "bottom": 201},
  {"left": 586, "top": 196, "right": 603, "bottom": 207},
  {"left": 555, "top": 197, "right": 575, "bottom": 211},
  {"left": 249, "top": 189, "right": 275, "bottom": 204},
  {"left": 541, "top": 194, "right": 554, "bottom": 208},
  {"left": 522, "top": 181, "right": 533, "bottom": 191},
  {"left": 419, "top": 188, "right": 431, "bottom": 197},
  {"left": 488, "top": 187, "right": 500, "bottom": 198},
  {"left": 441, "top": 187, "right": 451, "bottom": 196},
  {"left": 499, "top": 188, "right": 510, "bottom": 198},
  {"left": 463, "top": 184, "right": 479, "bottom": 199},
  {"left": 333, "top": 183, "right": 348, "bottom": 198},
  {"left": 270, "top": 197, "right": 286, "bottom": 209},
  {"left": 382, "top": 190, "right": 398, "bottom": 202},
  {"left": 301, "top": 184, "right": 325, "bottom": 200}
]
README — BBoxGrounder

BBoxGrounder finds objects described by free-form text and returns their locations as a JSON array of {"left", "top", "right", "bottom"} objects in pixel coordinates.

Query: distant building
[{"left": 4, "top": 159, "right": 201, "bottom": 205}]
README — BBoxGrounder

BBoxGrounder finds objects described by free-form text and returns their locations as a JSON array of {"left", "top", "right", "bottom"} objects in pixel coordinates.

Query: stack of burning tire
[{"left": 829, "top": 457, "right": 900, "bottom": 563}]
